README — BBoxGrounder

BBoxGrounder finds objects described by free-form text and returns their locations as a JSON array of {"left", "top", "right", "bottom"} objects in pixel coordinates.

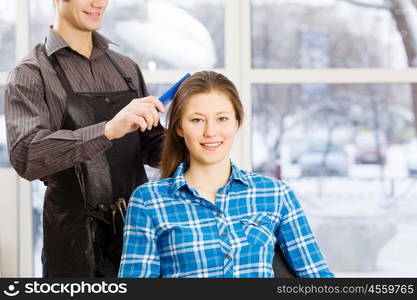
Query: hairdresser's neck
[
  {"left": 53, "top": 19, "right": 93, "bottom": 59},
  {"left": 185, "top": 158, "right": 231, "bottom": 202}
]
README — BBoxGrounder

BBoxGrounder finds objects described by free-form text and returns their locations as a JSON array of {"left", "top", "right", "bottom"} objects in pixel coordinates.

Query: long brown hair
[{"left": 160, "top": 71, "right": 244, "bottom": 178}]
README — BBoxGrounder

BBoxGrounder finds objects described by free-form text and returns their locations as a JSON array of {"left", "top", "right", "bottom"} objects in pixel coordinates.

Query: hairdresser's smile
[
  {"left": 56, "top": 0, "right": 108, "bottom": 32},
  {"left": 83, "top": 10, "right": 101, "bottom": 18}
]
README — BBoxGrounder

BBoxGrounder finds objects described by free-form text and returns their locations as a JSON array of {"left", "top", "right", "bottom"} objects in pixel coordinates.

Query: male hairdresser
[{"left": 5, "top": 0, "right": 164, "bottom": 277}]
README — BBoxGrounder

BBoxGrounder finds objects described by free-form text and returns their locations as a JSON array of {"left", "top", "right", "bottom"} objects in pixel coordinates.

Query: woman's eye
[
  {"left": 219, "top": 116, "right": 229, "bottom": 121},
  {"left": 191, "top": 118, "right": 203, "bottom": 123}
]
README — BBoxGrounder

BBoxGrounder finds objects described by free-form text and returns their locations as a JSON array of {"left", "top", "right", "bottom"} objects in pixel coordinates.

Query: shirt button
[
  {"left": 105, "top": 97, "right": 111, "bottom": 104},
  {"left": 215, "top": 211, "right": 221, "bottom": 217},
  {"left": 226, "top": 253, "right": 231, "bottom": 259},
  {"left": 221, "top": 231, "right": 227, "bottom": 236}
]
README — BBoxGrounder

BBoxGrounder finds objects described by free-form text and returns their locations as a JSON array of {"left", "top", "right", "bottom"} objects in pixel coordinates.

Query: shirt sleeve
[
  {"left": 5, "top": 63, "right": 112, "bottom": 181},
  {"left": 118, "top": 187, "right": 161, "bottom": 278},
  {"left": 275, "top": 182, "right": 334, "bottom": 278}
]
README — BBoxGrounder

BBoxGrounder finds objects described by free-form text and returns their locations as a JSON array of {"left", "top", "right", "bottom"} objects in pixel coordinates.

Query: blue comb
[{"left": 159, "top": 73, "right": 191, "bottom": 105}]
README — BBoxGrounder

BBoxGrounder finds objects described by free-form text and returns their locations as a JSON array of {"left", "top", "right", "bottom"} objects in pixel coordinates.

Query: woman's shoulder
[
  {"left": 130, "top": 178, "right": 174, "bottom": 204},
  {"left": 243, "top": 169, "right": 289, "bottom": 189},
  {"left": 133, "top": 177, "right": 173, "bottom": 194}
]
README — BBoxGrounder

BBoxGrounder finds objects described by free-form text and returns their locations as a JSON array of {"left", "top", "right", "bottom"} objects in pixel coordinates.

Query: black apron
[{"left": 42, "top": 47, "right": 149, "bottom": 277}]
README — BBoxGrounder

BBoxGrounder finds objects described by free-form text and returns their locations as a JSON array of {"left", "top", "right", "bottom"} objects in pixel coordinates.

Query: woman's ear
[{"left": 176, "top": 126, "right": 184, "bottom": 138}]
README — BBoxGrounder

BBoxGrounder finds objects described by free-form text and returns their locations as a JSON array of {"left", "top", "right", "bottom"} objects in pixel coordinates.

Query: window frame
[{"left": 1, "top": 0, "right": 417, "bottom": 276}]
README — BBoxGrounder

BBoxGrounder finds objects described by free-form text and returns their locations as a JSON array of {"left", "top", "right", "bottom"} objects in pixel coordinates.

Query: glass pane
[
  {"left": 0, "top": 0, "right": 16, "bottom": 72},
  {"left": 148, "top": 83, "right": 172, "bottom": 101},
  {"left": 29, "top": 0, "right": 54, "bottom": 48},
  {"left": 0, "top": 86, "right": 10, "bottom": 168},
  {"left": 30, "top": 0, "right": 225, "bottom": 69},
  {"left": 0, "top": 86, "right": 5, "bottom": 116},
  {"left": 32, "top": 180, "right": 45, "bottom": 277},
  {"left": 252, "top": 0, "right": 409, "bottom": 69},
  {"left": 102, "top": 0, "right": 224, "bottom": 70},
  {"left": 252, "top": 83, "right": 417, "bottom": 277}
]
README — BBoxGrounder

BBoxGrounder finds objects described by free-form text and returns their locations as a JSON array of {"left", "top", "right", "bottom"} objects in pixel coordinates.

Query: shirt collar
[
  {"left": 169, "top": 162, "right": 189, "bottom": 195},
  {"left": 45, "top": 27, "right": 117, "bottom": 57},
  {"left": 230, "top": 161, "right": 249, "bottom": 186},
  {"left": 169, "top": 161, "right": 249, "bottom": 195}
]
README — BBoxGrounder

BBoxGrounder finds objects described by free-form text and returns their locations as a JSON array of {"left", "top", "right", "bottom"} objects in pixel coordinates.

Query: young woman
[{"left": 118, "top": 71, "right": 334, "bottom": 278}]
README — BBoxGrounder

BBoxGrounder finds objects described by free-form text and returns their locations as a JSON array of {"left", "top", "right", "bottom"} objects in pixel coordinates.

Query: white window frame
[{"left": 1, "top": 0, "right": 417, "bottom": 277}]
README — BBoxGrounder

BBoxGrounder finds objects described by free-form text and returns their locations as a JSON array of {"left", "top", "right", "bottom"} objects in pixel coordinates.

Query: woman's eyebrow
[
  {"left": 216, "top": 111, "right": 233, "bottom": 115},
  {"left": 187, "top": 111, "right": 233, "bottom": 116},
  {"left": 187, "top": 112, "right": 206, "bottom": 117}
]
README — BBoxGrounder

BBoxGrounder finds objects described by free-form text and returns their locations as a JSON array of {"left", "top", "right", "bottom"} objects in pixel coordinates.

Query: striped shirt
[
  {"left": 118, "top": 162, "right": 334, "bottom": 278},
  {"left": 5, "top": 28, "right": 161, "bottom": 181}
]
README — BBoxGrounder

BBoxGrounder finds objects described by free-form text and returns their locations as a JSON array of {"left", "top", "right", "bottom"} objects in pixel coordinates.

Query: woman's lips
[{"left": 200, "top": 142, "right": 223, "bottom": 151}]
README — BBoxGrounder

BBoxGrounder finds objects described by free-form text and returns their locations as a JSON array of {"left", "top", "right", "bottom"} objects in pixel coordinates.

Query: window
[
  {"left": 250, "top": 0, "right": 417, "bottom": 276},
  {"left": 29, "top": 0, "right": 225, "bottom": 70},
  {"left": 0, "top": 1, "right": 16, "bottom": 72},
  {"left": 102, "top": 0, "right": 225, "bottom": 70},
  {"left": 32, "top": 180, "right": 45, "bottom": 277},
  {"left": 0, "top": 86, "right": 5, "bottom": 116},
  {"left": 29, "top": 0, "right": 54, "bottom": 48},
  {"left": 251, "top": 83, "right": 417, "bottom": 275},
  {"left": 0, "top": 86, "right": 10, "bottom": 168},
  {"left": 252, "top": 83, "right": 415, "bottom": 177},
  {"left": 251, "top": 0, "right": 409, "bottom": 69}
]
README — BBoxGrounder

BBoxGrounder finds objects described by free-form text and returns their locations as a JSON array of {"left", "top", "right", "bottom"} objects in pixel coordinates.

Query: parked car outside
[
  {"left": 355, "top": 131, "right": 387, "bottom": 165},
  {"left": 299, "top": 142, "right": 349, "bottom": 177}
]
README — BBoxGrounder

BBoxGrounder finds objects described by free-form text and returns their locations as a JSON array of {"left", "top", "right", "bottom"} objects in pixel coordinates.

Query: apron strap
[
  {"left": 105, "top": 52, "right": 137, "bottom": 92},
  {"left": 43, "top": 43, "right": 138, "bottom": 97},
  {"left": 43, "top": 45, "right": 77, "bottom": 99}
]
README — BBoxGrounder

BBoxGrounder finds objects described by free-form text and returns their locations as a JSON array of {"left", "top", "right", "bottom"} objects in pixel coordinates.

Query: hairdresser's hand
[{"left": 104, "top": 96, "right": 165, "bottom": 140}]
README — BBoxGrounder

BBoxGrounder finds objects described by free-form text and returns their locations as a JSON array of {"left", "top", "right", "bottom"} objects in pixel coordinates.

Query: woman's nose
[{"left": 203, "top": 120, "right": 217, "bottom": 137}]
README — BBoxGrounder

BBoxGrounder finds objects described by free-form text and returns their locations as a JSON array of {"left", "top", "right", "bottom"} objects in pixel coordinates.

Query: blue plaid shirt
[{"left": 118, "top": 162, "right": 334, "bottom": 278}]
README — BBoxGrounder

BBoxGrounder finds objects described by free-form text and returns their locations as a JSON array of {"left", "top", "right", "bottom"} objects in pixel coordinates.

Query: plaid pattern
[{"left": 118, "top": 162, "right": 334, "bottom": 278}]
